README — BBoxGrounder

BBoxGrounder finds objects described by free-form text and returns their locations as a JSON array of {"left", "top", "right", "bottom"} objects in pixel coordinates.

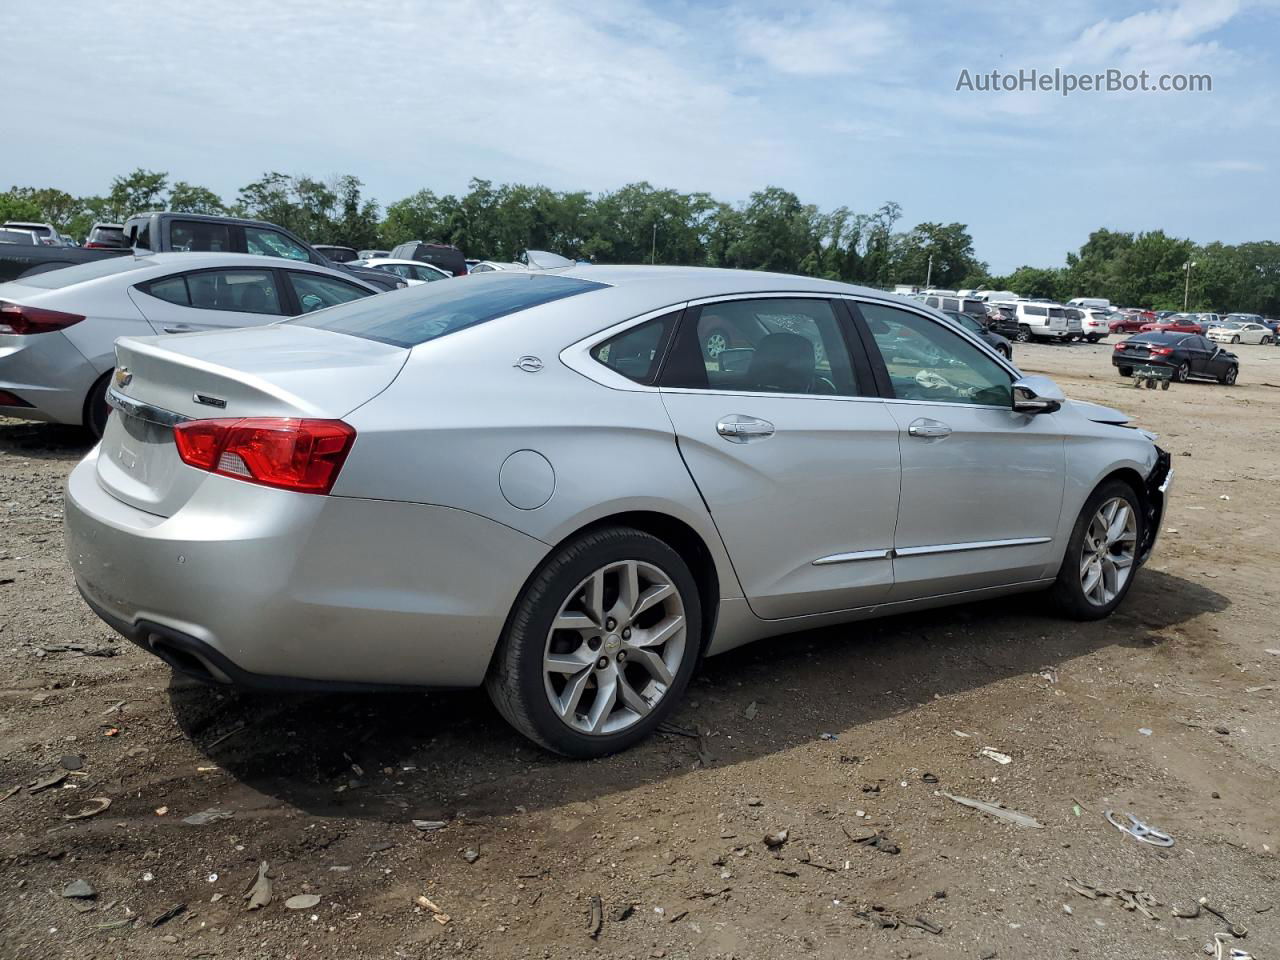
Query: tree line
[{"left": 2, "top": 169, "right": 1277, "bottom": 315}]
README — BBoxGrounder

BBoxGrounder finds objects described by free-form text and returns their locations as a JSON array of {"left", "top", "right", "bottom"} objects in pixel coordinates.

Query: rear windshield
[
  {"left": 1131, "top": 332, "right": 1186, "bottom": 344},
  {"left": 289, "top": 271, "right": 608, "bottom": 347},
  {"left": 17, "top": 255, "right": 154, "bottom": 289}
]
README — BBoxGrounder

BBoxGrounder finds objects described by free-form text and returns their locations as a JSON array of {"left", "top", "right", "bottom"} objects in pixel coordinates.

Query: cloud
[
  {"left": 733, "top": 3, "right": 900, "bottom": 76},
  {"left": 1062, "top": 0, "right": 1240, "bottom": 69}
]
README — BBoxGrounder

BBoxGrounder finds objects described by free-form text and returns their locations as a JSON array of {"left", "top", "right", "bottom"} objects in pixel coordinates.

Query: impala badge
[
  {"left": 514, "top": 356, "right": 543, "bottom": 373},
  {"left": 194, "top": 393, "right": 227, "bottom": 409},
  {"left": 113, "top": 367, "right": 132, "bottom": 388}
]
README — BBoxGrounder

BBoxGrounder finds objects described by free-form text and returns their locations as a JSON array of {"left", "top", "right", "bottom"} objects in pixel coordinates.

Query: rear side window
[
  {"left": 141, "top": 275, "right": 191, "bottom": 305},
  {"left": 941, "top": 297, "right": 959, "bottom": 311},
  {"left": 187, "top": 270, "right": 283, "bottom": 315},
  {"left": 591, "top": 312, "right": 679, "bottom": 384},
  {"left": 171, "top": 220, "right": 232, "bottom": 252},
  {"left": 1026, "top": 305, "right": 1047, "bottom": 317},
  {"left": 289, "top": 271, "right": 607, "bottom": 347}
]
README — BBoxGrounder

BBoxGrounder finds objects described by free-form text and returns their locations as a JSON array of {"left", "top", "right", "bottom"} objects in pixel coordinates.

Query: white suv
[{"left": 1000, "top": 301, "right": 1069, "bottom": 342}]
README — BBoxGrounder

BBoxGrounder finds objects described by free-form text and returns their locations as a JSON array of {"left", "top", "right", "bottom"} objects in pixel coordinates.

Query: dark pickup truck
[{"left": 0, "top": 212, "right": 405, "bottom": 291}]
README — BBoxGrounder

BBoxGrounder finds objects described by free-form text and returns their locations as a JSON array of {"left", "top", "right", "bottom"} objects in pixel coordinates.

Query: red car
[
  {"left": 1139, "top": 315, "right": 1204, "bottom": 334},
  {"left": 1109, "top": 313, "right": 1150, "bottom": 333}
]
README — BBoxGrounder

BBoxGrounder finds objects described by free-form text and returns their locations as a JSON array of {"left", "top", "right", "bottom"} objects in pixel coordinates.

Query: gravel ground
[{"left": 1, "top": 340, "right": 1278, "bottom": 960}]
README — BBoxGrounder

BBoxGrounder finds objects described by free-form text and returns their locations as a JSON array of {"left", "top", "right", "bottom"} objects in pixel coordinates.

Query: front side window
[
  {"left": 287, "top": 271, "right": 373, "bottom": 313},
  {"left": 661, "top": 298, "right": 859, "bottom": 396},
  {"left": 859, "top": 302, "right": 1013, "bottom": 407},
  {"left": 591, "top": 312, "right": 679, "bottom": 384},
  {"left": 245, "top": 226, "right": 311, "bottom": 261},
  {"left": 411, "top": 265, "right": 447, "bottom": 282},
  {"left": 186, "top": 269, "right": 283, "bottom": 315},
  {"left": 171, "top": 220, "right": 232, "bottom": 252}
]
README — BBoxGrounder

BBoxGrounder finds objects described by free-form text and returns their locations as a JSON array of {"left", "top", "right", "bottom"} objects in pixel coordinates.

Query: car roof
[
  {"left": 361, "top": 257, "right": 447, "bottom": 269},
  {"left": 554, "top": 264, "right": 899, "bottom": 301}
]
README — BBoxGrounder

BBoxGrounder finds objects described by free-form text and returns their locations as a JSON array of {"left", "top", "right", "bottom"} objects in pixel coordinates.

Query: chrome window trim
[
  {"left": 894, "top": 536, "right": 1052, "bottom": 557},
  {"left": 559, "top": 301, "right": 690, "bottom": 392},
  {"left": 106, "top": 387, "right": 189, "bottom": 427},
  {"left": 812, "top": 549, "right": 891, "bottom": 566}
]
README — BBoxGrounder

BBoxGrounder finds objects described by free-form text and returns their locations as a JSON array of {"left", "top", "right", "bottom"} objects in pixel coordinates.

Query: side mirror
[{"left": 1011, "top": 375, "right": 1065, "bottom": 415}]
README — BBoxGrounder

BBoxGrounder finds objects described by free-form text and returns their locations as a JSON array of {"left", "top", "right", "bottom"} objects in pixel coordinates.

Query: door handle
[
  {"left": 162, "top": 324, "right": 196, "bottom": 334},
  {"left": 907, "top": 418, "right": 952, "bottom": 439},
  {"left": 716, "top": 415, "right": 775, "bottom": 443}
]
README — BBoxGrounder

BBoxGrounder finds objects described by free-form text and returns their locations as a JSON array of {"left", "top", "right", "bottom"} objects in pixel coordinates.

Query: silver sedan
[{"left": 64, "top": 267, "right": 1171, "bottom": 756}]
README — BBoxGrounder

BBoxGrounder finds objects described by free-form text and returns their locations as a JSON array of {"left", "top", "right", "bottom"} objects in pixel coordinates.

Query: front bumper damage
[{"left": 1137, "top": 446, "right": 1172, "bottom": 566}]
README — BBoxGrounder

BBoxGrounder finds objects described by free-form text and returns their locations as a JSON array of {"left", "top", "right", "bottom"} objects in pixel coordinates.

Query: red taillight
[
  {"left": 0, "top": 300, "right": 86, "bottom": 335},
  {"left": 1114, "top": 343, "right": 1126, "bottom": 350},
  {"left": 1150, "top": 347, "right": 1173, "bottom": 356},
  {"left": 173, "top": 418, "right": 356, "bottom": 495}
]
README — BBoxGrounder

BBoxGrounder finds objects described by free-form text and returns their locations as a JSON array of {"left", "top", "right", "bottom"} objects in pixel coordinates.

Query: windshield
[{"left": 289, "top": 271, "right": 608, "bottom": 347}]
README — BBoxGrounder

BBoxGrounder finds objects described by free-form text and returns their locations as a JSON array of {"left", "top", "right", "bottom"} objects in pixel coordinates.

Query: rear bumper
[
  {"left": 0, "top": 331, "right": 98, "bottom": 425},
  {"left": 64, "top": 450, "right": 549, "bottom": 688}
]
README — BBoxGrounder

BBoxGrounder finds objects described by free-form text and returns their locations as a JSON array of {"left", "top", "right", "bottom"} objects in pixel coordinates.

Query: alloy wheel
[
  {"left": 1176, "top": 362, "right": 1190, "bottom": 382},
  {"left": 1225, "top": 366, "right": 1238, "bottom": 385},
  {"left": 542, "top": 559, "right": 686, "bottom": 736},
  {"left": 1079, "top": 497, "right": 1137, "bottom": 607},
  {"left": 703, "top": 332, "right": 728, "bottom": 358}
]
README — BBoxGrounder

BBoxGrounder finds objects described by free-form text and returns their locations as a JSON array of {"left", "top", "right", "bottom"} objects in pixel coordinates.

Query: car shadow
[
  {"left": 0, "top": 418, "right": 94, "bottom": 460},
  {"left": 165, "top": 568, "right": 1227, "bottom": 823}
]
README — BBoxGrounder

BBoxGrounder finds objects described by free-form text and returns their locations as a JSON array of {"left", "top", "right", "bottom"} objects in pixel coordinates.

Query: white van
[
  {"left": 1068, "top": 297, "right": 1111, "bottom": 310},
  {"left": 923, "top": 293, "right": 987, "bottom": 319},
  {"left": 975, "top": 289, "right": 1018, "bottom": 303},
  {"left": 997, "top": 301, "right": 1069, "bottom": 342}
]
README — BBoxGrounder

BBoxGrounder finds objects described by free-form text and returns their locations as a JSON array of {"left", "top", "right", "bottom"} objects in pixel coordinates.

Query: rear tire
[
  {"left": 84, "top": 373, "right": 111, "bottom": 440},
  {"left": 1016, "top": 325, "right": 1031, "bottom": 343},
  {"left": 1118, "top": 367, "right": 1132, "bottom": 377},
  {"left": 485, "top": 526, "right": 702, "bottom": 758},
  {"left": 1049, "top": 480, "right": 1143, "bottom": 621},
  {"left": 1231, "top": 335, "right": 1240, "bottom": 344},
  {"left": 1175, "top": 362, "right": 1191, "bottom": 382}
]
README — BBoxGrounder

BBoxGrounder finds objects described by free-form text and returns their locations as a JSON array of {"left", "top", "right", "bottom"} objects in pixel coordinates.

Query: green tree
[
  {"left": 168, "top": 182, "right": 226, "bottom": 215},
  {"left": 107, "top": 168, "right": 169, "bottom": 219}
]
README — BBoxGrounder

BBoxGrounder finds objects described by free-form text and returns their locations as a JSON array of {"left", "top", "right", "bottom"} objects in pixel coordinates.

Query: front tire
[
  {"left": 1049, "top": 480, "right": 1143, "bottom": 620},
  {"left": 1016, "top": 325, "right": 1031, "bottom": 343},
  {"left": 1231, "top": 335, "right": 1240, "bottom": 344},
  {"left": 1175, "top": 361, "right": 1191, "bottom": 382},
  {"left": 1220, "top": 365, "right": 1238, "bottom": 385},
  {"left": 485, "top": 527, "right": 702, "bottom": 758}
]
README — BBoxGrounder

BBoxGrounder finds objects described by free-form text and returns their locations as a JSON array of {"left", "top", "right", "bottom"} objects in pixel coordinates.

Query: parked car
[
  {"left": 468, "top": 261, "right": 529, "bottom": 274},
  {"left": 0, "top": 252, "right": 379, "bottom": 437},
  {"left": 355, "top": 257, "right": 452, "bottom": 285},
  {"left": 62, "top": 267, "right": 1171, "bottom": 757},
  {"left": 1078, "top": 308, "right": 1112, "bottom": 342},
  {"left": 1112, "top": 332, "right": 1238, "bottom": 384},
  {"left": 1063, "top": 308, "right": 1086, "bottom": 342},
  {"left": 314, "top": 244, "right": 360, "bottom": 263},
  {"left": 388, "top": 240, "right": 468, "bottom": 277},
  {"left": 940, "top": 309, "right": 1012, "bottom": 359},
  {"left": 923, "top": 293, "right": 987, "bottom": 319},
  {"left": 1140, "top": 314, "right": 1205, "bottom": 334},
  {"left": 123, "top": 212, "right": 406, "bottom": 293},
  {"left": 85, "top": 223, "right": 127, "bottom": 249},
  {"left": 0, "top": 228, "right": 39, "bottom": 246},
  {"left": 1207, "top": 321, "right": 1273, "bottom": 344},
  {"left": 1002, "top": 300, "right": 1069, "bottom": 342},
  {"left": 358, "top": 249, "right": 390, "bottom": 260},
  {"left": 1110, "top": 312, "right": 1150, "bottom": 334},
  {"left": 2, "top": 221, "right": 61, "bottom": 246},
  {"left": 1068, "top": 297, "right": 1111, "bottom": 310}
]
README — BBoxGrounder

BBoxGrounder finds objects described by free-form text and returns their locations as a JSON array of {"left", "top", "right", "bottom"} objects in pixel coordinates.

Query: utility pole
[
  {"left": 924, "top": 254, "right": 933, "bottom": 290},
  {"left": 651, "top": 222, "right": 657, "bottom": 264},
  {"left": 1183, "top": 260, "right": 1195, "bottom": 310}
]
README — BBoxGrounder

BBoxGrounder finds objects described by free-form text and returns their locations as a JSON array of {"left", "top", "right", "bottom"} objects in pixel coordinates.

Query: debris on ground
[
  {"left": 940, "top": 792, "right": 1043, "bottom": 828},
  {"left": 1201, "top": 898, "right": 1249, "bottom": 938},
  {"left": 763, "top": 829, "right": 789, "bottom": 848},
  {"left": 59, "top": 754, "right": 83, "bottom": 770},
  {"left": 61, "top": 879, "right": 96, "bottom": 899},
  {"left": 244, "top": 862, "right": 272, "bottom": 910},
  {"left": 843, "top": 825, "right": 901, "bottom": 854},
  {"left": 64, "top": 797, "right": 111, "bottom": 820},
  {"left": 285, "top": 894, "right": 321, "bottom": 910},
  {"left": 1104, "top": 810, "right": 1174, "bottom": 847},
  {"left": 412, "top": 819, "right": 447, "bottom": 832},
  {"left": 151, "top": 903, "right": 186, "bottom": 927},
  {"left": 587, "top": 894, "right": 603, "bottom": 938},
  {"left": 27, "top": 770, "right": 68, "bottom": 794},
  {"left": 415, "top": 895, "right": 450, "bottom": 924},
  {"left": 979, "top": 747, "right": 1012, "bottom": 765},
  {"left": 462, "top": 847, "right": 480, "bottom": 864},
  {"left": 183, "top": 807, "right": 233, "bottom": 826},
  {"left": 1064, "top": 878, "right": 1161, "bottom": 920},
  {"left": 610, "top": 903, "right": 634, "bottom": 922},
  {"left": 743, "top": 700, "right": 758, "bottom": 720}
]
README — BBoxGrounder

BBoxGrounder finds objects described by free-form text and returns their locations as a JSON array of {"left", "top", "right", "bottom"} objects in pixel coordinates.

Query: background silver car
[
  {"left": 0, "top": 252, "right": 378, "bottom": 436},
  {"left": 64, "top": 267, "right": 1170, "bottom": 756}
]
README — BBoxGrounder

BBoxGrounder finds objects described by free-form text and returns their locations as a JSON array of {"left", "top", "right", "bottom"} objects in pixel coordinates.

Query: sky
[{"left": 3, "top": 0, "right": 1277, "bottom": 273}]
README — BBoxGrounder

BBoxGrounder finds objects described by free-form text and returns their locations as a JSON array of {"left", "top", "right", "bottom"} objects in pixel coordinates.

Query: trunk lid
[{"left": 96, "top": 325, "right": 407, "bottom": 517}]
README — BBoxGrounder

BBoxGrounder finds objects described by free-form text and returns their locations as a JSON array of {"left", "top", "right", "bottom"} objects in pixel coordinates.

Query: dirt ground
[{"left": 1, "top": 340, "right": 1278, "bottom": 960}]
